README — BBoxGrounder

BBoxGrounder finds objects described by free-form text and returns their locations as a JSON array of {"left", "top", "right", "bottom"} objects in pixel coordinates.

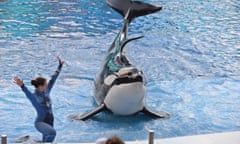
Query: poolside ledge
[
  {"left": 128, "top": 131, "right": 240, "bottom": 144},
  {"left": 3, "top": 131, "right": 240, "bottom": 144}
]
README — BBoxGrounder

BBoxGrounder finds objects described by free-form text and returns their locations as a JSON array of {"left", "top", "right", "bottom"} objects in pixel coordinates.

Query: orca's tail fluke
[{"left": 106, "top": 0, "right": 162, "bottom": 22}]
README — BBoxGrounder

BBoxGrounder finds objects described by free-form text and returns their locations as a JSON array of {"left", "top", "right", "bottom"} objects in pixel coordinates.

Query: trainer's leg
[{"left": 35, "top": 122, "right": 56, "bottom": 142}]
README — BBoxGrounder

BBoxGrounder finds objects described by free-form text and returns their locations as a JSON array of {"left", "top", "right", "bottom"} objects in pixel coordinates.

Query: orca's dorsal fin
[
  {"left": 106, "top": 0, "right": 162, "bottom": 21},
  {"left": 120, "top": 36, "right": 144, "bottom": 54}
]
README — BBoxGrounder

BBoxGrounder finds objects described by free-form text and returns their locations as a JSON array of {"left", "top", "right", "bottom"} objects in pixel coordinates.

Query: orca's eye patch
[
  {"left": 128, "top": 72, "right": 132, "bottom": 76},
  {"left": 112, "top": 76, "right": 143, "bottom": 85}
]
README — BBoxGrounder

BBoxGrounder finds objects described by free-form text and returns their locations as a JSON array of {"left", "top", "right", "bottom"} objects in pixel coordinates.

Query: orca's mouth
[{"left": 112, "top": 76, "right": 143, "bottom": 86}]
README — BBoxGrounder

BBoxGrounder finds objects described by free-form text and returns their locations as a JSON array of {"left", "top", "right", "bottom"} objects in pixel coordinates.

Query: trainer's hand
[
  {"left": 13, "top": 76, "right": 24, "bottom": 87},
  {"left": 57, "top": 56, "right": 64, "bottom": 65}
]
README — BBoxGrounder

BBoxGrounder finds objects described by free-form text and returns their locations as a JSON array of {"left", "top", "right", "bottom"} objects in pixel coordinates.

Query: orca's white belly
[{"left": 104, "top": 82, "right": 145, "bottom": 115}]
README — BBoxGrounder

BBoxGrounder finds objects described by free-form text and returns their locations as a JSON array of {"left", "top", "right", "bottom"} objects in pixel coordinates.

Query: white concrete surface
[
  {"left": 127, "top": 131, "right": 240, "bottom": 144},
  {"left": 7, "top": 131, "right": 240, "bottom": 144}
]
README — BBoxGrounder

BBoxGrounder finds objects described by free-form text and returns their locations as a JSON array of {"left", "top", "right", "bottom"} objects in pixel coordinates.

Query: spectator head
[{"left": 105, "top": 136, "right": 124, "bottom": 144}]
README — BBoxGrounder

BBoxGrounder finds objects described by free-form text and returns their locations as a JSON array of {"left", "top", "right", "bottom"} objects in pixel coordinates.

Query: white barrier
[{"left": 3, "top": 131, "right": 240, "bottom": 144}]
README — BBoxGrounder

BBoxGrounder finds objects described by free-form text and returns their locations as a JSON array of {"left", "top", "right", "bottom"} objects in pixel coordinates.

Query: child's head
[
  {"left": 105, "top": 136, "right": 124, "bottom": 144},
  {"left": 31, "top": 77, "right": 47, "bottom": 92}
]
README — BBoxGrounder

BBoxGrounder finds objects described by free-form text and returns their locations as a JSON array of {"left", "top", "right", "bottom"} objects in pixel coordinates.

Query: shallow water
[{"left": 0, "top": 0, "right": 240, "bottom": 142}]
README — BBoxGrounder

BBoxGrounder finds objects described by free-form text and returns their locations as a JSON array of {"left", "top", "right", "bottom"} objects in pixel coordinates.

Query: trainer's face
[{"left": 37, "top": 82, "right": 48, "bottom": 92}]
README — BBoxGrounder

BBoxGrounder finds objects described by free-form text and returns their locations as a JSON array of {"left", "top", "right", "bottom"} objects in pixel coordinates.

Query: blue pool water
[{"left": 0, "top": 0, "right": 240, "bottom": 142}]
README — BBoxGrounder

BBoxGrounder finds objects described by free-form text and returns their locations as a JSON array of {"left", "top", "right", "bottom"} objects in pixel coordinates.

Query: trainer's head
[{"left": 31, "top": 77, "right": 47, "bottom": 92}]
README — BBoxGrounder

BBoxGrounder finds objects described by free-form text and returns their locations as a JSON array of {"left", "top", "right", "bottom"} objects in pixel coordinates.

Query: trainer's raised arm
[
  {"left": 47, "top": 56, "right": 64, "bottom": 91},
  {"left": 57, "top": 56, "right": 64, "bottom": 68},
  {"left": 13, "top": 76, "right": 24, "bottom": 87}
]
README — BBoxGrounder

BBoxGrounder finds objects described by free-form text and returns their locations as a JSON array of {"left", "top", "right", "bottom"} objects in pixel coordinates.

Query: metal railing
[
  {"left": 148, "top": 130, "right": 154, "bottom": 144},
  {"left": 1, "top": 135, "right": 7, "bottom": 144}
]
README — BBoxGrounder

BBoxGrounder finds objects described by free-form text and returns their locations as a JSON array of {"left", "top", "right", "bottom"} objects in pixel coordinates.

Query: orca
[{"left": 70, "top": 0, "right": 169, "bottom": 120}]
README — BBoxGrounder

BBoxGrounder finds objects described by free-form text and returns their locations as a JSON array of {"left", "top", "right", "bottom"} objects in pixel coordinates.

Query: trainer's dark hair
[
  {"left": 105, "top": 136, "right": 125, "bottom": 144},
  {"left": 31, "top": 77, "right": 46, "bottom": 88}
]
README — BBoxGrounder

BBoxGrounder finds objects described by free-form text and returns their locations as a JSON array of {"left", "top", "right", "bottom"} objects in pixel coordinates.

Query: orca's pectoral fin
[
  {"left": 142, "top": 107, "right": 170, "bottom": 119},
  {"left": 68, "top": 104, "right": 106, "bottom": 121}
]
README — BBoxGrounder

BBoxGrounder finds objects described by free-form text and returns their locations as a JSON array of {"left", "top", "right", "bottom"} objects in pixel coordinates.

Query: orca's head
[
  {"left": 104, "top": 67, "right": 146, "bottom": 115},
  {"left": 105, "top": 67, "right": 145, "bottom": 86}
]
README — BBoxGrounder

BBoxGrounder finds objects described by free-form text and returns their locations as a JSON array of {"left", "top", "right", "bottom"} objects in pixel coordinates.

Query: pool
[{"left": 0, "top": 0, "right": 240, "bottom": 142}]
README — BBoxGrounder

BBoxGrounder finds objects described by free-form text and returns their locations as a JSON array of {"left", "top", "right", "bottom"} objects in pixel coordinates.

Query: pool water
[{"left": 0, "top": 0, "right": 240, "bottom": 142}]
